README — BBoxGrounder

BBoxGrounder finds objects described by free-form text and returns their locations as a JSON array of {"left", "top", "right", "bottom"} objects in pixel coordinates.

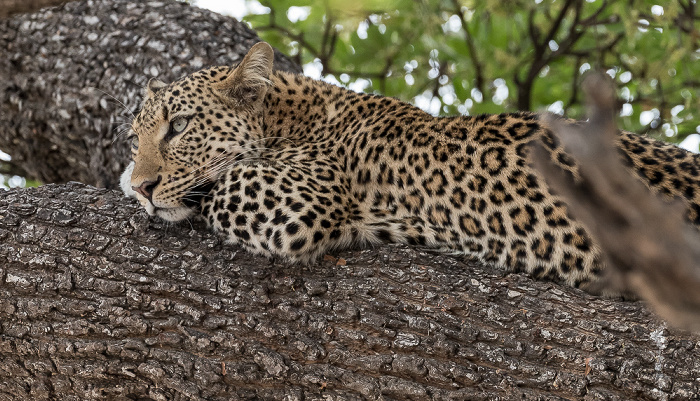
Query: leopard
[{"left": 121, "top": 41, "right": 700, "bottom": 291}]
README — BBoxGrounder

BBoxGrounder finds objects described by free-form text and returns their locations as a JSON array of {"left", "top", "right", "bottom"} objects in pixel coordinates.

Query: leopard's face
[{"left": 122, "top": 42, "right": 275, "bottom": 221}]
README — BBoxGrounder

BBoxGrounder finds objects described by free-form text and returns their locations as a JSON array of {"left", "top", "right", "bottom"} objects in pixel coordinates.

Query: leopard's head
[{"left": 121, "top": 42, "right": 274, "bottom": 221}]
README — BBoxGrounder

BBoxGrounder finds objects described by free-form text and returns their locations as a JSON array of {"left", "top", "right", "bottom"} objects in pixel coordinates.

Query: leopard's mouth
[
  {"left": 145, "top": 181, "right": 216, "bottom": 222},
  {"left": 181, "top": 181, "right": 217, "bottom": 211}
]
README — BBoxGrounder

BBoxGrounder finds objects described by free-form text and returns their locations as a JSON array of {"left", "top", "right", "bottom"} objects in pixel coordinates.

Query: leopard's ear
[
  {"left": 215, "top": 42, "right": 274, "bottom": 106},
  {"left": 144, "top": 78, "right": 167, "bottom": 104}
]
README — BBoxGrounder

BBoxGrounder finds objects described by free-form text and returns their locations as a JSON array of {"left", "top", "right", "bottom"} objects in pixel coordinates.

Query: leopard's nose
[{"left": 132, "top": 175, "right": 162, "bottom": 202}]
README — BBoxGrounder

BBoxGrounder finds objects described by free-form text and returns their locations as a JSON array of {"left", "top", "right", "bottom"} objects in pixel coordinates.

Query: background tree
[{"left": 240, "top": 0, "right": 700, "bottom": 146}]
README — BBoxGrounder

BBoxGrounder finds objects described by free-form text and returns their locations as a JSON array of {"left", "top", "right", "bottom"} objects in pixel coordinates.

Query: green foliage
[{"left": 243, "top": 0, "right": 700, "bottom": 149}]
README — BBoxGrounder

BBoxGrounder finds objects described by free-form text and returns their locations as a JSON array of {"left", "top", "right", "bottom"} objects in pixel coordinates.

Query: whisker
[
  {"left": 112, "top": 127, "right": 134, "bottom": 145},
  {"left": 149, "top": 135, "right": 302, "bottom": 206},
  {"left": 188, "top": 150, "right": 233, "bottom": 177},
  {"left": 88, "top": 86, "right": 136, "bottom": 119},
  {"left": 185, "top": 217, "right": 195, "bottom": 231},
  {"left": 181, "top": 192, "right": 214, "bottom": 200}
]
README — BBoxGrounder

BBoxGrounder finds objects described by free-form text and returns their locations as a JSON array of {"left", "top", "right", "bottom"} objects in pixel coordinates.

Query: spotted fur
[{"left": 122, "top": 42, "right": 700, "bottom": 289}]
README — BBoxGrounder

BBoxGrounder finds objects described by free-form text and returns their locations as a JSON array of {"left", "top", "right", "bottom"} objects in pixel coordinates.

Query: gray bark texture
[
  {"left": 1, "top": 183, "right": 700, "bottom": 400},
  {"left": 0, "top": 0, "right": 301, "bottom": 188}
]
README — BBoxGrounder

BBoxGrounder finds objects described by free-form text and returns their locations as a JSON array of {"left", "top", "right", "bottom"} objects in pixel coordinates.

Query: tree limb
[
  {"left": 532, "top": 72, "right": 700, "bottom": 332},
  {"left": 0, "top": 182, "right": 699, "bottom": 399},
  {"left": 450, "top": 0, "right": 485, "bottom": 94},
  {"left": 1, "top": 3, "right": 700, "bottom": 398}
]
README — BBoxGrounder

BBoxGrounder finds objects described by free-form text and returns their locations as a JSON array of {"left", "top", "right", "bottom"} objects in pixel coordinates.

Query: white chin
[
  {"left": 120, "top": 161, "right": 137, "bottom": 198},
  {"left": 154, "top": 206, "right": 195, "bottom": 222},
  {"left": 142, "top": 200, "right": 194, "bottom": 222}
]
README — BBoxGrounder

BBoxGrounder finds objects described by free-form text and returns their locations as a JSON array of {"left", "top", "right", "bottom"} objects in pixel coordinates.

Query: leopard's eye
[
  {"left": 172, "top": 117, "right": 188, "bottom": 133},
  {"left": 165, "top": 117, "right": 189, "bottom": 141},
  {"left": 130, "top": 135, "right": 139, "bottom": 151}
]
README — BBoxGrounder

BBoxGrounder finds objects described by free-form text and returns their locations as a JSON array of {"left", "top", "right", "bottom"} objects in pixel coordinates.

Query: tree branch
[
  {"left": 541, "top": 0, "right": 577, "bottom": 49},
  {"left": 532, "top": 72, "right": 700, "bottom": 332},
  {"left": 1, "top": 182, "right": 699, "bottom": 399},
  {"left": 450, "top": 0, "right": 485, "bottom": 94}
]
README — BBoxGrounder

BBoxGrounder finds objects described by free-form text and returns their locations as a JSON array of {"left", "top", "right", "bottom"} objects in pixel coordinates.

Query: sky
[{"left": 193, "top": 0, "right": 260, "bottom": 20}]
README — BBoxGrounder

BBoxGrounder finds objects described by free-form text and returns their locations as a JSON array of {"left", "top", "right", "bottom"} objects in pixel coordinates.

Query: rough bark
[
  {"left": 0, "top": 0, "right": 302, "bottom": 188},
  {"left": 1, "top": 183, "right": 699, "bottom": 400},
  {"left": 532, "top": 74, "right": 700, "bottom": 333}
]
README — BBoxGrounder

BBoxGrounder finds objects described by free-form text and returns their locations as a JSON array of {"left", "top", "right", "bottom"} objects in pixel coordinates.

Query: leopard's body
[{"left": 123, "top": 43, "right": 700, "bottom": 290}]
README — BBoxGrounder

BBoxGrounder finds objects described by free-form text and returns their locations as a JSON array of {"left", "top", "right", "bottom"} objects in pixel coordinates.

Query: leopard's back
[{"left": 123, "top": 42, "right": 700, "bottom": 290}]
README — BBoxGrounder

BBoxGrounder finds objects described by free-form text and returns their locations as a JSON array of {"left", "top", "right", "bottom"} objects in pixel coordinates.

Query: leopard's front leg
[{"left": 201, "top": 159, "right": 365, "bottom": 262}]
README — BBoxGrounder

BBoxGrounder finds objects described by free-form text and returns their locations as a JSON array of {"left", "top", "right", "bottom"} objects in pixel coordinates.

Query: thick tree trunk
[
  {"left": 1, "top": 183, "right": 699, "bottom": 400},
  {"left": 0, "top": 0, "right": 301, "bottom": 188}
]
